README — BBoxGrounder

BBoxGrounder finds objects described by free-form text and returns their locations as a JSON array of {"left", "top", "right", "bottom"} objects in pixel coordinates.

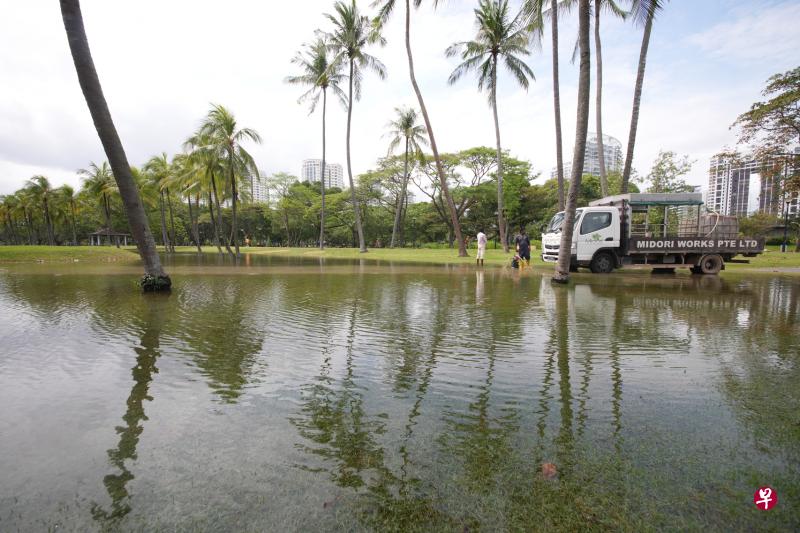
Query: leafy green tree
[
  {"left": 447, "top": 0, "right": 535, "bottom": 253},
  {"left": 384, "top": 107, "right": 428, "bottom": 247},
  {"left": 325, "top": 0, "right": 386, "bottom": 253},
  {"left": 641, "top": 150, "right": 694, "bottom": 193},
  {"left": 286, "top": 37, "right": 347, "bottom": 249}
]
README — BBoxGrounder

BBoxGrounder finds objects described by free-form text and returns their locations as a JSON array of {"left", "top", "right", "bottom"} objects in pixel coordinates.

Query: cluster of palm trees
[
  {"left": 288, "top": 0, "right": 665, "bottom": 275},
  {"left": 1, "top": 176, "right": 78, "bottom": 246}
]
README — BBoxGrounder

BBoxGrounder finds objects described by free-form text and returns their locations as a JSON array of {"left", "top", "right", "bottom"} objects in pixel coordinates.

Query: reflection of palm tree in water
[
  {"left": 91, "top": 294, "right": 169, "bottom": 525},
  {"left": 553, "top": 287, "right": 574, "bottom": 474}
]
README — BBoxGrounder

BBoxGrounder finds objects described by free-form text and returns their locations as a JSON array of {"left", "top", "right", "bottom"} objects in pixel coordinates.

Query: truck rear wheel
[
  {"left": 698, "top": 254, "right": 723, "bottom": 275},
  {"left": 590, "top": 252, "right": 615, "bottom": 274}
]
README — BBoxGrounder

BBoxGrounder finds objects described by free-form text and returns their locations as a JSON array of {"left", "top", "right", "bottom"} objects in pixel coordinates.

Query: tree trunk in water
[
  {"left": 594, "top": 0, "right": 608, "bottom": 198},
  {"left": 228, "top": 151, "right": 240, "bottom": 257},
  {"left": 621, "top": 7, "right": 654, "bottom": 194},
  {"left": 320, "top": 88, "right": 327, "bottom": 250},
  {"left": 158, "top": 191, "right": 170, "bottom": 250},
  {"left": 553, "top": 0, "right": 591, "bottom": 284},
  {"left": 207, "top": 190, "right": 223, "bottom": 254},
  {"left": 491, "top": 58, "right": 508, "bottom": 253},
  {"left": 552, "top": 0, "right": 565, "bottom": 212},
  {"left": 345, "top": 58, "right": 367, "bottom": 253},
  {"left": 166, "top": 188, "right": 177, "bottom": 252},
  {"left": 391, "top": 137, "right": 410, "bottom": 248},
  {"left": 60, "top": 0, "right": 168, "bottom": 288},
  {"left": 405, "top": 0, "right": 467, "bottom": 256},
  {"left": 210, "top": 173, "right": 233, "bottom": 256}
]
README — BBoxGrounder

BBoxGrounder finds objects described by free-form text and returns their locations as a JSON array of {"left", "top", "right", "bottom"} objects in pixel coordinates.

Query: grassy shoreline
[{"left": 0, "top": 245, "right": 798, "bottom": 272}]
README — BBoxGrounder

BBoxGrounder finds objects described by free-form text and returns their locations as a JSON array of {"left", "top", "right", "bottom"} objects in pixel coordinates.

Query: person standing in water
[
  {"left": 476, "top": 229, "right": 487, "bottom": 267},
  {"left": 515, "top": 227, "right": 531, "bottom": 267}
]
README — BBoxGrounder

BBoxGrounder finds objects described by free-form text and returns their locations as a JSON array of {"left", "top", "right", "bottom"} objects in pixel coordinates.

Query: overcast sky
[{"left": 1, "top": 0, "right": 799, "bottom": 196}]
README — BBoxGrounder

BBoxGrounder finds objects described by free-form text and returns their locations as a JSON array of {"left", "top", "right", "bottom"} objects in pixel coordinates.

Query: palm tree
[
  {"left": 15, "top": 189, "right": 38, "bottom": 245},
  {"left": 143, "top": 153, "right": 174, "bottom": 253},
  {"left": 59, "top": 0, "right": 169, "bottom": 289},
  {"left": 196, "top": 104, "right": 261, "bottom": 257},
  {"left": 286, "top": 37, "right": 347, "bottom": 250},
  {"left": 621, "top": 0, "right": 665, "bottom": 194},
  {"left": 594, "top": 0, "right": 627, "bottom": 197},
  {"left": 185, "top": 132, "right": 230, "bottom": 255},
  {"left": 553, "top": 0, "right": 591, "bottom": 283},
  {"left": 384, "top": 107, "right": 428, "bottom": 248},
  {"left": 171, "top": 153, "right": 203, "bottom": 253},
  {"left": 523, "top": 0, "right": 566, "bottom": 211},
  {"left": 26, "top": 175, "right": 56, "bottom": 245},
  {"left": 0, "top": 196, "right": 19, "bottom": 245},
  {"left": 372, "top": 0, "right": 469, "bottom": 257},
  {"left": 325, "top": 0, "right": 387, "bottom": 253},
  {"left": 446, "top": 0, "right": 534, "bottom": 254},
  {"left": 79, "top": 161, "right": 117, "bottom": 242},
  {"left": 58, "top": 184, "right": 79, "bottom": 245}
]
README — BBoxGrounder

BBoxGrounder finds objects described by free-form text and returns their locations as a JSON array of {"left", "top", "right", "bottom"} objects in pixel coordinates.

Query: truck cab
[{"left": 541, "top": 207, "right": 620, "bottom": 272}]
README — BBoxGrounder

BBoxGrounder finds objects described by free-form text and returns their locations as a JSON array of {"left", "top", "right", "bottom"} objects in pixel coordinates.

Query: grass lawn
[{"left": 1, "top": 244, "right": 799, "bottom": 272}]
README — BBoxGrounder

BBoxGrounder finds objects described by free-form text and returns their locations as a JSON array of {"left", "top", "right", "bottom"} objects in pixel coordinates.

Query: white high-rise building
[
  {"left": 301, "top": 159, "right": 344, "bottom": 189},
  {"left": 250, "top": 172, "right": 270, "bottom": 204},
  {"left": 551, "top": 133, "right": 623, "bottom": 179}
]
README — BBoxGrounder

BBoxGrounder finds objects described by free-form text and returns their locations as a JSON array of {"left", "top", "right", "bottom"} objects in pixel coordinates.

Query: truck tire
[
  {"left": 698, "top": 254, "right": 723, "bottom": 275},
  {"left": 590, "top": 252, "right": 615, "bottom": 274}
]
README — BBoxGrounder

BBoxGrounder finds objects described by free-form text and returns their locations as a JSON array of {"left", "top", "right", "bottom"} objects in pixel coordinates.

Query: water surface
[{"left": 0, "top": 256, "right": 798, "bottom": 531}]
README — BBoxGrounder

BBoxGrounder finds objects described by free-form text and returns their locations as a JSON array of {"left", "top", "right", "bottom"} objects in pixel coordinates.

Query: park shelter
[{"left": 89, "top": 228, "right": 131, "bottom": 247}]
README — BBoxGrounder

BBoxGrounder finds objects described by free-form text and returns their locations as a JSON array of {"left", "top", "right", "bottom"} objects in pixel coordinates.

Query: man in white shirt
[{"left": 476, "top": 229, "right": 487, "bottom": 266}]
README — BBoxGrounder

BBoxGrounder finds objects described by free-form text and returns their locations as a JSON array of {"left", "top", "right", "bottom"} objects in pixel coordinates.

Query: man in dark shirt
[{"left": 515, "top": 228, "right": 531, "bottom": 266}]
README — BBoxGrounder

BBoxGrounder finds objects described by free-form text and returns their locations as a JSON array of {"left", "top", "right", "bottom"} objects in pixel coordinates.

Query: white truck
[{"left": 541, "top": 193, "right": 765, "bottom": 274}]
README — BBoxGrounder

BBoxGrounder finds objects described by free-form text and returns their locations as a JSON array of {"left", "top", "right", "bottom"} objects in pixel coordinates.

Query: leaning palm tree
[
  {"left": 446, "top": 0, "right": 534, "bottom": 253},
  {"left": 324, "top": 0, "right": 387, "bottom": 253},
  {"left": 621, "top": 0, "right": 665, "bottom": 193},
  {"left": 196, "top": 104, "right": 261, "bottom": 257},
  {"left": 286, "top": 37, "right": 347, "bottom": 250},
  {"left": 372, "top": 0, "right": 469, "bottom": 256},
  {"left": 60, "top": 0, "right": 169, "bottom": 289},
  {"left": 26, "top": 175, "right": 56, "bottom": 245},
  {"left": 553, "top": 0, "right": 591, "bottom": 283},
  {"left": 384, "top": 107, "right": 428, "bottom": 247},
  {"left": 523, "top": 0, "right": 565, "bottom": 211},
  {"left": 57, "top": 184, "right": 79, "bottom": 245}
]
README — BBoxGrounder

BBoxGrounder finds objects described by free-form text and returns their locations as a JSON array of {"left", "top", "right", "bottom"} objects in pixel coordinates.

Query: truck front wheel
[
  {"left": 590, "top": 252, "right": 615, "bottom": 274},
  {"left": 697, "top": 254, "right": 723, "bottom": 275}
]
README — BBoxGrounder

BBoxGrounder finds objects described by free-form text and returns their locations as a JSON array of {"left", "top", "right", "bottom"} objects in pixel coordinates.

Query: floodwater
[{"left": 0, "top": 255, "right": 798, "bottom": 531}]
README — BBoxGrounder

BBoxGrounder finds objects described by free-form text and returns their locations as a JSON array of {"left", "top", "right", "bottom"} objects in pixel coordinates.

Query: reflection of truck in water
[{"left": 541, "top": 193, "right": 765, "bottom": 275}]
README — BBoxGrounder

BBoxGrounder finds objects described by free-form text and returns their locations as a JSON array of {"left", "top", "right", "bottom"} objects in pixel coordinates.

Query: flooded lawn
[{"left": 0, "top": 255, "right": 798, "bottom": 531}]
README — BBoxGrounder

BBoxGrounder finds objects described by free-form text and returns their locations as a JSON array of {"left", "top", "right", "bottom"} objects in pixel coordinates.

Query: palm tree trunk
[
  {"left": 70, "top": 201, "right": 77, "bottom": 245},
  {"left": 391, "top": 137, "right": 410, "bottom": 248},
  {"left": 228, "top": 151, "right": 240, "bottom": 257},
  {"left": 187, "top": 193, "right": 201, "bottom": 252},
  {"left": 346, "top": 58, "right": 367, "bottom": 253},
  {"left": 595, "top": 0, "right": 608, "bottom": 198},
  {"left": 60, "top": 0, "right": 168, "bottom": 287},
  {"left": 158, "top": 191, "right": 169, "bottom": 250},
  {"left": 207, "top": 190, "right": 223, "bottom": 254},
  {"left": 320, "top": 88, "right": 327, "bottom": 250},
  {"left": 553, "top": 0, "right": 591, "bottom": 284},
  {"left": 166, "top": 188, "right": 177, "bottom": 252},
  {"left": 102, "top": 193, "right": 111, "bottom": 244},
  {"left": 491, "top": 58, "right": 509, "bottom": 254},
  {"left": 210, "top": 172, "right": 233, "bottom": 256},
  {"left": 552, "top": 0, "right": 565, "bottom": 212},
  {"left": 621, "top": 6, "right": 654, "bottom": 194},
  {"left": 405, "top": 0, "right": 467, "bottom": 257},
  {"left": 43, "top": 198, "right": 55, "bottom": 246}
]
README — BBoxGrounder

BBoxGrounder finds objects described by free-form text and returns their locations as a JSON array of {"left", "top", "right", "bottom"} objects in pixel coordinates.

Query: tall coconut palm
[
  {"left": 325, "top": 0, "right": 387, "bottom": 253},
  {"left": 197, "top": 104, "right": 261, "bottom": 257},
  {"left": 143, "top": 153, "right": 175, "bottom": 253},
  {"left": 26, "top": 175, "right": 56, "bottom": 245},
  {"left": 384, "top": 107, "right": 428, "bottom": 248},
  {"left": 171, "top": 153, "right": 203, "bottom": 253},
  {"left": 446, "top": 0, "right": 534, "bottom": 253},
  {"left": 0, "top": 197, "right": 18, "bottom": 245},
  {"left": 58, "top": 184, "right": 79, "bottom": 245},
  {"left": 621, "top": 0, "right": 665, "bottom": 194},
  {"left": 593, "top": 0, "right": 627, "bottom": 197},
  {"left": 185, "top": 132, "right": 230, "bottom": 256},
  {"left": 286, "top": 37, "right": 347, "bottom": 250},
  {"left": 553, "top": 0, "right": 591, "bottom": 283},
  {"left": 372, "top": 0, "right": 469, "bottom": 256},
  {"left": 523, "top": 0, "right": 566, "bottom": 211},
  {"left": 60, "top": 0, "right": 169, "bottom": 289},
  {"left": 79, "top": 161, "right": 117, "bottom": 242}
]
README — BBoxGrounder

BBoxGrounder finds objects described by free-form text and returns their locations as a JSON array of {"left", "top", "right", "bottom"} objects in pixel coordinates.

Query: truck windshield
[{"left": 546, "top": 210, "right": 582, "bottom": 233}]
